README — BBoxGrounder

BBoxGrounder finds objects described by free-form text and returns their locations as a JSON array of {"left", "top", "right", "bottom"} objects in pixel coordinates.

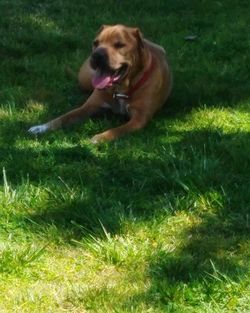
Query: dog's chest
[
  {"left": 102, "top": 98, "right": 130, "bottom": 116},
  {"left": 114, "top": 98, "right": 130, "bottom": 115}
]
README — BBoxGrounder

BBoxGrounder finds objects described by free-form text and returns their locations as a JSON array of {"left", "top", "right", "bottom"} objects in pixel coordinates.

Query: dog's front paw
[
  {"left": 28, "top": 124, "right": 49, "bottom": 135},
  {"left": 90, "top": 134, "right": 104, "bottom": 144},
  {"left": 90, "top": 131, "right": 115, "bottom": 144},
  {"left": 90, "top": 133, "right": 110, "bottom": 144}
]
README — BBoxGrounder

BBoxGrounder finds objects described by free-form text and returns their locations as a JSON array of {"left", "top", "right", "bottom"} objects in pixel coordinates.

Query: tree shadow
[{"left": 1, "top": 124, "right": 249, "bottom": 242}]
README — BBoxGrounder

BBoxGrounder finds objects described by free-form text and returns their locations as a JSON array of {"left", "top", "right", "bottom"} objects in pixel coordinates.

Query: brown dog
[{"left": 28, "top": 24, "right": 172, "bottom": 143}]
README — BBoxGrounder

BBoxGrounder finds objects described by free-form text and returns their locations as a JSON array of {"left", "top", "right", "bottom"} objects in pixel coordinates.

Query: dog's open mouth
[{"left": 92, "top": 64, "right": 128, "bottom": 89}]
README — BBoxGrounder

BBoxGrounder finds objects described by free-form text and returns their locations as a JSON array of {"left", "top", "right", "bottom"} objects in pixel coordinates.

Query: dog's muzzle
[
  {"left": 90, "top": 47, "right": 109, "bottom": 72},
  {"left": 90, "top": 47, "right": 129, "bottom": 90}
]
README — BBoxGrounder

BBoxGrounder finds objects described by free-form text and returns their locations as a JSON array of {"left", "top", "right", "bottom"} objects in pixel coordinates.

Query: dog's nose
[{"left": 90, "top": 48, "right": 108, "bottom": 70}]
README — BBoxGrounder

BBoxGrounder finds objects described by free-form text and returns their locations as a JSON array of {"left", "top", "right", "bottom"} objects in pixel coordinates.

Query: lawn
[{"left": 0, "top": 0, "right": 250, "bottom": 312}]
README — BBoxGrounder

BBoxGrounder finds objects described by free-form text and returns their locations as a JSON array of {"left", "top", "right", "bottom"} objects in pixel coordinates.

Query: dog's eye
[
  {"left": 114, "top": 41, "right": 126, "bottom": 49},
  {"left": 93, "top": 40, "right": 99, "bottom": 47}
]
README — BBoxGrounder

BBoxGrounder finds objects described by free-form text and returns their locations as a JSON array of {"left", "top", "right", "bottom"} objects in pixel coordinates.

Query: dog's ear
[
  {"left": 132, "top": 28, "right": 144, "bottom": 50},
  {"left": 97, "top": 24, "right": 108, "bottom": 35}
]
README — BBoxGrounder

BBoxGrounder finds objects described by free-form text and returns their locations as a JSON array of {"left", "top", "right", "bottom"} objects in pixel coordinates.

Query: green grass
[{"left": 0, "top": 0, "right": 250, "bottom": 312}]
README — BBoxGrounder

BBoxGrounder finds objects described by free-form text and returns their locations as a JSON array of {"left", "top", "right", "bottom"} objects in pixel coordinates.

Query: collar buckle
[{"left": 113, "top": 93, "right": 130, "bottom": 100}]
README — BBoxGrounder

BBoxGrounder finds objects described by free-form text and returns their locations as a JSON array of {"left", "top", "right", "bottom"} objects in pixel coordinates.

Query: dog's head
[{"left": 90, "top": 24, "right": 144, "bottom": 89}]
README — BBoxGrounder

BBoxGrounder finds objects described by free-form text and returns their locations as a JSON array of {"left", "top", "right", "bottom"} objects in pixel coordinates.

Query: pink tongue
[{"left": 92, "top": 74, "right": 112, "bottom": 89}]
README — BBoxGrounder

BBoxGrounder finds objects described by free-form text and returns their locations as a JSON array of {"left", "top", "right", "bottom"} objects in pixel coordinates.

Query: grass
[{"left": 0, "top": 0, "right": 250, "bottom": 312}]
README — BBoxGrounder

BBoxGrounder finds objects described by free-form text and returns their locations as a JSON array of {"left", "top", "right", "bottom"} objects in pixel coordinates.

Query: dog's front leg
[
  {"left": 91, "top": 108, "right": 148, "bottom": 144},
  {"left": 28, "top": 90, "right": 109, "bottom": 134}
]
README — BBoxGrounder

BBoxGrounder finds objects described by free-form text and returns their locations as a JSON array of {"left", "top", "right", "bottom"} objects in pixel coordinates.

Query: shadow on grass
[{"left": 1, "top": 123, "right": 249, "bottom": 255}]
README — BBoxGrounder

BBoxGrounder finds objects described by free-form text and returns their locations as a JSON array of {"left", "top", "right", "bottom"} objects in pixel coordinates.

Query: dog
[{"left": 28, "top": 24, "right": 172, "bottom": 143}]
